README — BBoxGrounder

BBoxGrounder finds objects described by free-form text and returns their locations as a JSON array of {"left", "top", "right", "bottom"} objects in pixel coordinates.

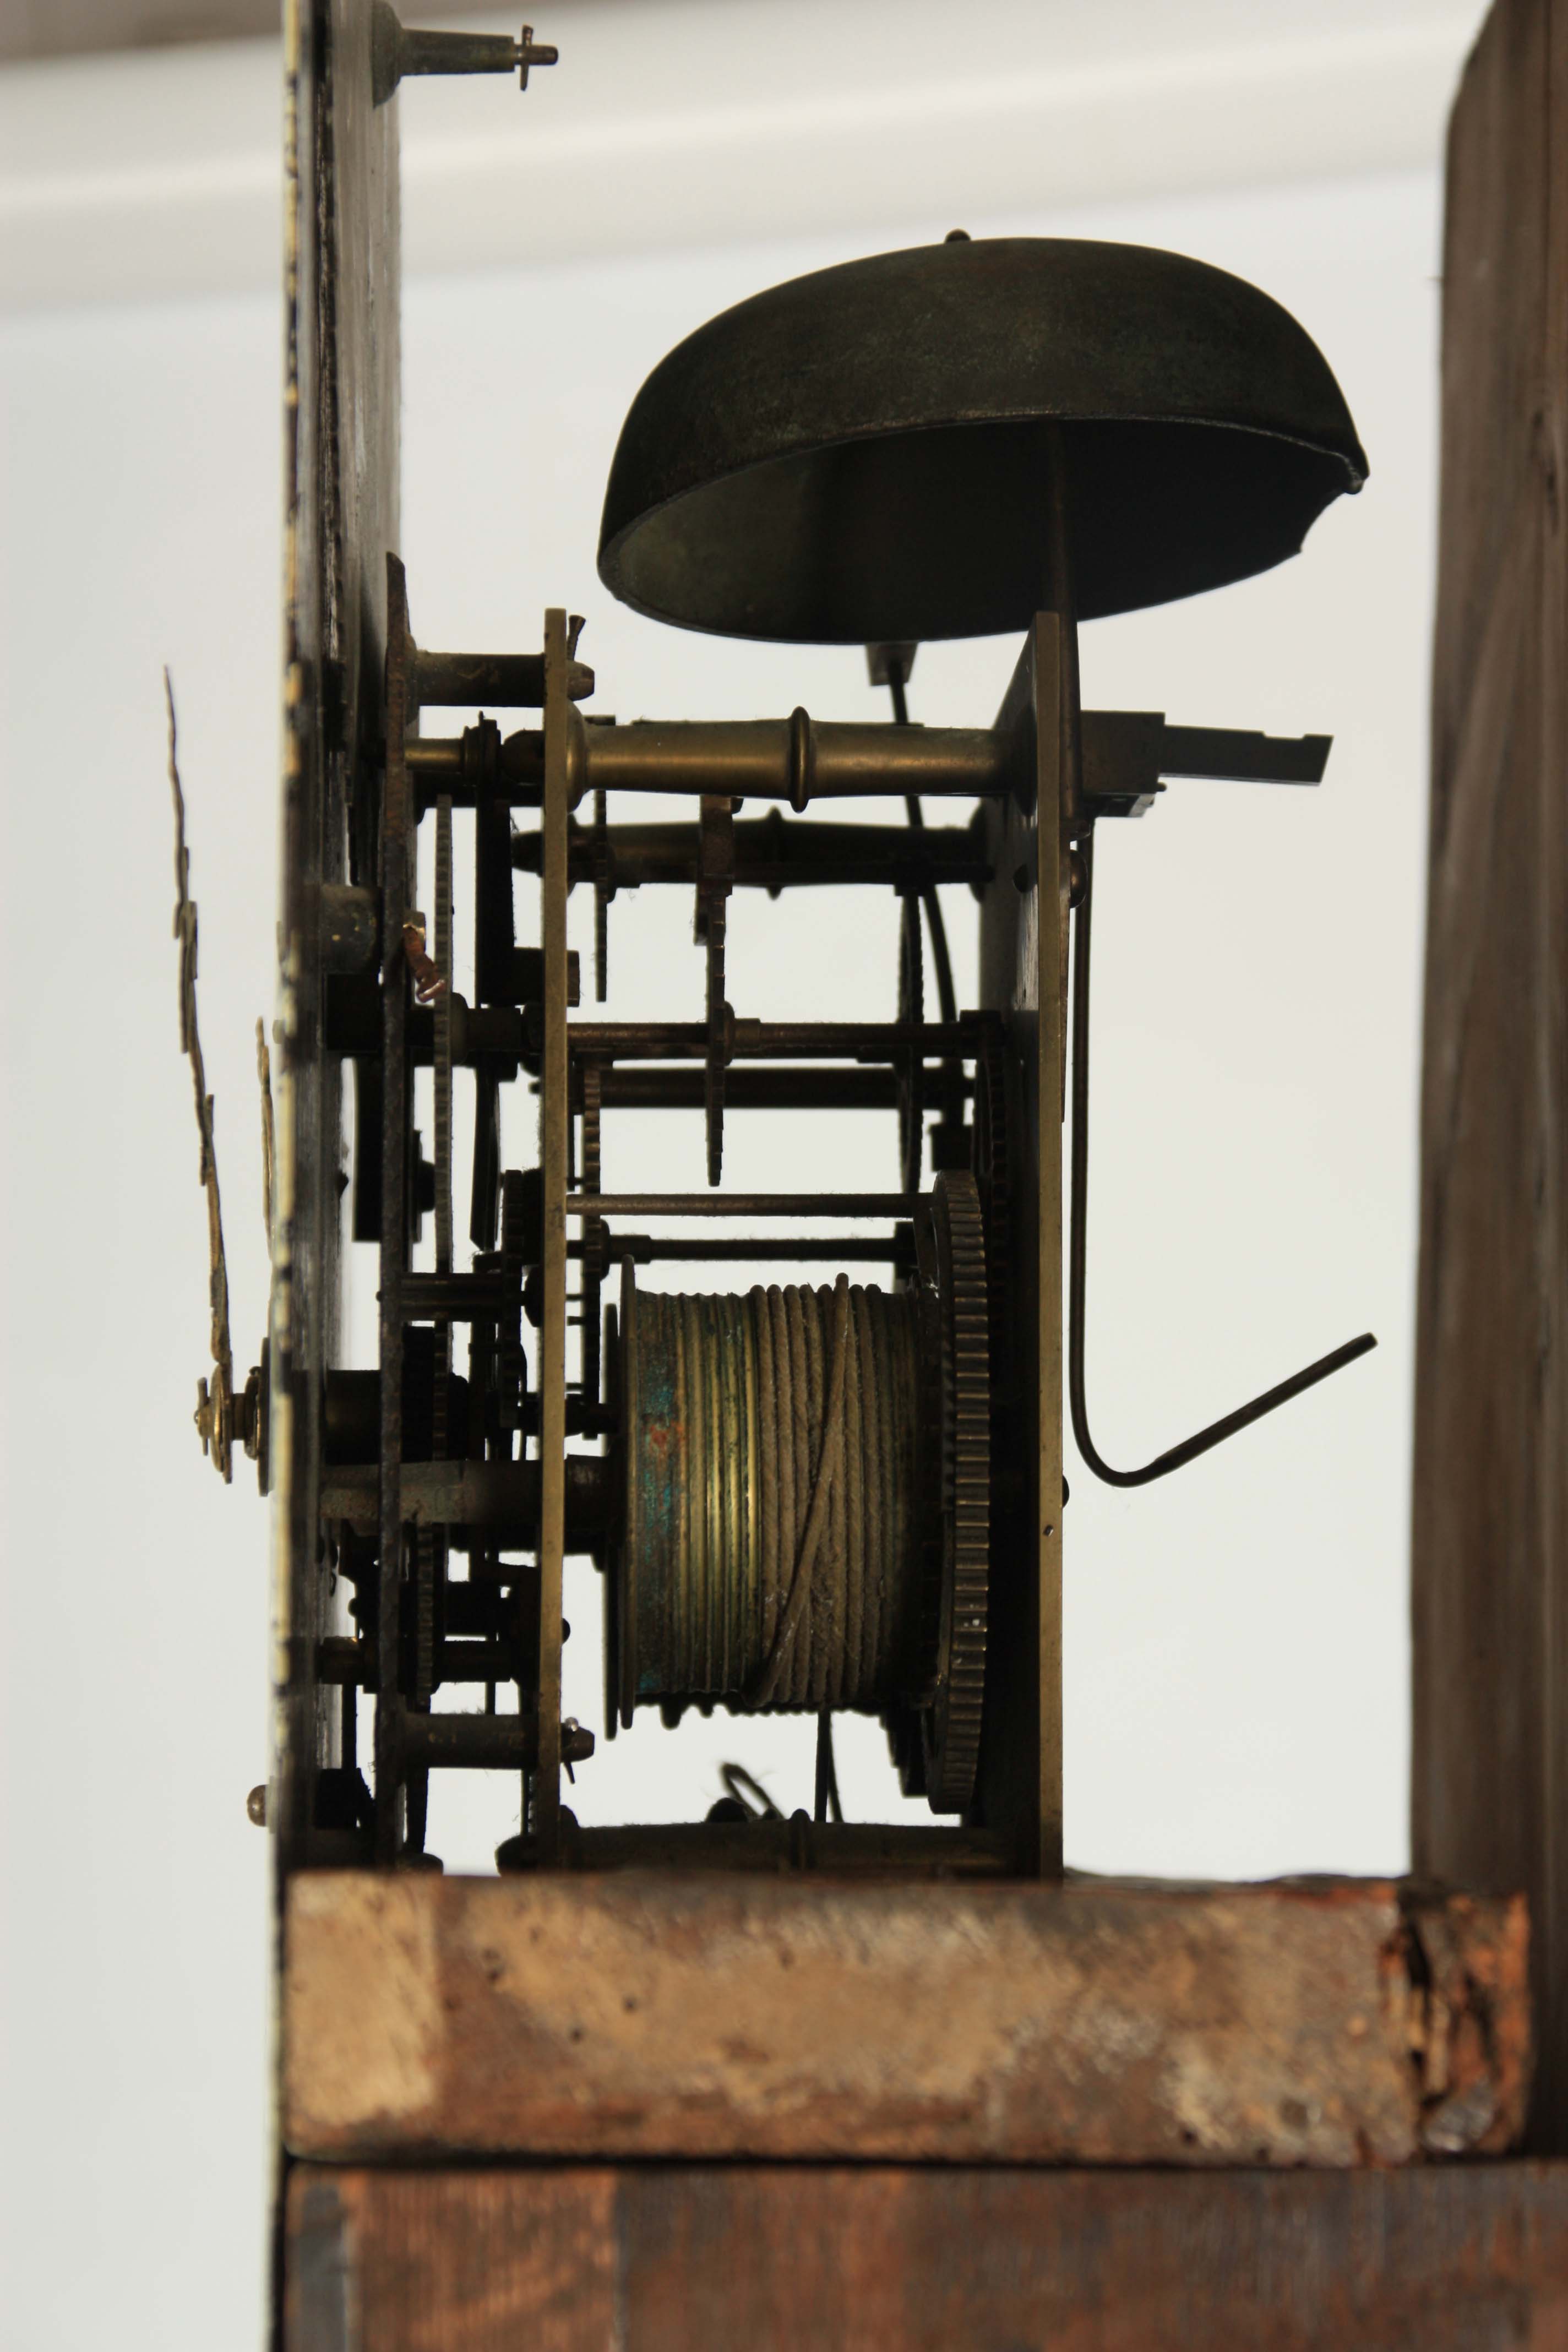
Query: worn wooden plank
[
  {"left": 282, "top": 1870, "right": 1527, "bottom": 2165},
  {"left": 285, "top": 2161, "right": 1568, "bottom": 2352},
  {"left": 286, "top": 2168, "right": 616, "bottom": 2352},
  {"left": 1547, "top": 0, "right": 1568, "bottom": 2151},
  {"left": 1413, "top": 0, "right": 1568, "bottom": 2149}
]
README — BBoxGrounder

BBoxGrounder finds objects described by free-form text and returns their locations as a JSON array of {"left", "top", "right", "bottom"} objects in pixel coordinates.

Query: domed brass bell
[{"left": 598, "top": 236, "right": 1366, "bottom": 644}]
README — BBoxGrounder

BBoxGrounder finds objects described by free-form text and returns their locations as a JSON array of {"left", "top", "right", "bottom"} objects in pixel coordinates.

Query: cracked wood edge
[
  {"left": 282, "top": 1871, "right": 1528, "bottom": 2165},
  {"left": 1413, "top": 0, "right": 1568, "bottom": 2149}
]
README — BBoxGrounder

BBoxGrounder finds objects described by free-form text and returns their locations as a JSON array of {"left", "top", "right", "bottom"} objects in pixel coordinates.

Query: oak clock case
[
  {"left": 164, "top": 21, "right": 1568, "bottom": 2337},
  {"left": 195, "top": 12, "right": 1386, "bottom": 1888}
]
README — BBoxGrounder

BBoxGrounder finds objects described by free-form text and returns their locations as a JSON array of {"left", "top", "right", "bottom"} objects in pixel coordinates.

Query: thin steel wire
[{"left": 1067, "top": 826, "right": 1376, "bottom": 1486}]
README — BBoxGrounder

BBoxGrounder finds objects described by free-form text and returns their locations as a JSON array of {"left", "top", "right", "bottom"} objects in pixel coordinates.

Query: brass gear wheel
[
  {"left": 970, "top": 1021, "right": 1013, "bottom": 1389},
  {"left": 922, "top": 1167, "right": 990, "bottom": 1814}
]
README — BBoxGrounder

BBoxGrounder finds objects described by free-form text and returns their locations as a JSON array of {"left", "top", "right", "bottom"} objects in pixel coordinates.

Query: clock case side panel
[{"left": 276, "top": 0, "right": 400, "bottom": 1877}]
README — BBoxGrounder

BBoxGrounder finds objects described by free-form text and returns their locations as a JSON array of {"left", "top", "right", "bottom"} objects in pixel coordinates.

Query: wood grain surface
[
  {"left": 283, "top": 1870, "right": 1527, "bottom": 2165},
  {"left": 1413, "top": 0, "right": 1568, "bottom": 2149},
  {"left": 285, "top": 2160, "right": 1568, "bottom": 2352}
]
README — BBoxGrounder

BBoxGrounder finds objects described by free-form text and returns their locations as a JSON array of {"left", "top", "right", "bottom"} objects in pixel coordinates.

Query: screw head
[{"left": 246, "top": 1784, "right": 268, "bottom": 1827}]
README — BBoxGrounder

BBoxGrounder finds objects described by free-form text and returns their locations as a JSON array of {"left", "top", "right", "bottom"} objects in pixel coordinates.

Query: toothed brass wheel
[{"left": 921, "top": 1168, "right": 990, "bottom": 1814}]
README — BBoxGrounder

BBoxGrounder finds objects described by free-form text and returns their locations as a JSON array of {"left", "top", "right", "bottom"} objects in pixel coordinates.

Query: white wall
[
  {"left": 1, "top": 0, "right": 1483, "bottom": 304},
  {"left": 0, "top": 7, "right": 1475, "bottom": 2346},
  {"left": 1, "top": 287, "right": 281, "bottom": 2346}
]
